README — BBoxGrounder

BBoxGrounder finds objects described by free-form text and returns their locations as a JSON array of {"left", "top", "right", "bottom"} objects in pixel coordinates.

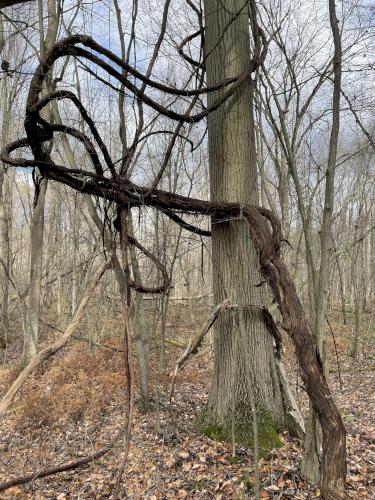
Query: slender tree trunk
[
  {"left": 112, "top": 0, "right": 150, "bottom": 406},
  {"left": 349, "top": 242, "right": 361, "bottom": 358},
  {"left": 23, "top": 178, "right": 48, "bottom": 363},
  {"left": 71, "top": 193, "right": 80, "bottom": 316},
  {"left": 128, "top": 216, "right": 150, "bottom": 410},
  {"left": 333, "top": 237, "right": 348, "bottom": 325},
  {"left": 55, "top": 198, "right": 63, "bottom": 322},
  {"left": 202, "top": 0, "right": 298, "bottom": 446},
  {"left": 22, "top": 0, "right": 59, "bottom": 364},
  {"left": 302, "top": 0, "right": 342, "bottom": 483},
  {"left": 0, "top": 173, "right": 11, "bottom": 348},
  {"left": 0, "top": 55, "right": 11, "bottom": 347}
]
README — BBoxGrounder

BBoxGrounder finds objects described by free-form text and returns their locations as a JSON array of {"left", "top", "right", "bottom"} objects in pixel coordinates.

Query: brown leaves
[{"left": 0, "top": 311, "right": 374, "bottom": 498}]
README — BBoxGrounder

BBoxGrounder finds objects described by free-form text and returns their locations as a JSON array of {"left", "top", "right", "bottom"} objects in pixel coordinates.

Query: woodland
[{"left": 0, "top": 0, "right": 374, "bottom": 498}]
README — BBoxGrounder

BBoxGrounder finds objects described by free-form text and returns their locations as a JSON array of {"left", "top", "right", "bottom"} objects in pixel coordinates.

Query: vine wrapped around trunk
[{"left": 0, "top": 31, "right": 348, "bottom": 499}]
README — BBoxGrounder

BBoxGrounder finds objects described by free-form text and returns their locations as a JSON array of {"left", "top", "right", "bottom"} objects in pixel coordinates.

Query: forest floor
[{"left": 0, "top": 303, "right": 374, "bottom": 499}]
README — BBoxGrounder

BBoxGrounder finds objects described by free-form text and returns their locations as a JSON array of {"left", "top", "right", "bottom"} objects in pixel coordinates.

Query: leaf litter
[{"left": 0, "top": 306, "right": 374, "bottom": 499}]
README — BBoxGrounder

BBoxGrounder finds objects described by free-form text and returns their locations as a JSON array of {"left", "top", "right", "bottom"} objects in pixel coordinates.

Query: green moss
[
  {"left": 198, "top": 405, "right": 282, "bottom": 455},
  {"left": 186, "top": 478, "right": 208, "bottom": 491},
  {"left": 200, "top": 423, "right": 226, "bottom": 441},
  {"left": 228, "top": 454, "right": 241, "bottom": 464},
  {"left": 257, "top": 414, "right": 282, "bottom": 452}
]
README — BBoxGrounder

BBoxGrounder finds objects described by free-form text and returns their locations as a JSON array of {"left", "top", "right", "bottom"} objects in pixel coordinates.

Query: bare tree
[
  {"left": 22, "top": 0, "right": 59, "bottom": 364},
  {"left": 201, "top": 0, "right": 302, "bottom": 447},
  {"left": 301, "top": 0, "right": 343, "bottom": 483},
  {"left": 1, "top": 13, "right": 349, "bottom": 495}
]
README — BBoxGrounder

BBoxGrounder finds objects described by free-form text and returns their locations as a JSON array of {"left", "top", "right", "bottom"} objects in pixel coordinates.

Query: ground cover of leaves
[{"left": 0, "top": 304, "right": 374, "bottom": 499}]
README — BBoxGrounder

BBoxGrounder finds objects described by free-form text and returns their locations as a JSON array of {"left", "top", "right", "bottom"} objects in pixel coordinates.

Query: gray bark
[
  {"left": 23, "top": 177, "right": 47, "bottom": 362},
  {"left": 0, "top": 41, "right": 10, "bottom": 346},
  {"left": 202, "top": 0, "right": 296, "bottom": 447},
  {"left": 128, "top": 216, "right": 150, "bottom": 410},
  {"left": 22, "top": 0, "right": 58, "bottom": 364},
  {"left": 302, "top": 0, "right": 342, "bottom": 482}
]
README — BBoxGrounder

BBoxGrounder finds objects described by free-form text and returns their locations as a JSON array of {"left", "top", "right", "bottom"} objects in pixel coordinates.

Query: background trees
[{"left": 0, "top": 0, "right": 374, "bottom": 498}]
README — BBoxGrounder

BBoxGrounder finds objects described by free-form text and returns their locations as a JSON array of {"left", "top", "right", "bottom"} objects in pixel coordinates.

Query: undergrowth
[{"left": 13, "top": 344, "right": 125, "bottom": 429}]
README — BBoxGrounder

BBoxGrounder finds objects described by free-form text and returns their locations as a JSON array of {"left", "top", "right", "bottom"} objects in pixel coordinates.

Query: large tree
[
  {"left": 0, "top": 3, "right": 348, "bottom": 495},
  {"left": 201, "top": 0, "right": 299, "bottom": 447}
]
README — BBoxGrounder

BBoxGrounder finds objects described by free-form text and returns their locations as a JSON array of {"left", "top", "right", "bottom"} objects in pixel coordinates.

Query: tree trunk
[
  {"left": 349, "top": 241, "right": 361, "bottom": 358},
  {"left": 22, "top": 0, "right": 59, "bottom": 364},
  {"left": 333, "top": 237, "right": 348, "bottom": 325},
  {"left": 22, "top": 177, "right": 47, "bottom": 363},
  {"left": 0, "top": 171, "right": 11, "bottom": 348},
  {"left": 0, "top": 49, "right": 11, "bottom": 347},
  {"left": 201, "top": 0, "right": 296, "bottom": 448},
  {"left": 302, "top": 0, "right": 343, "bottom": 483},
  {"left": 128, "top": 216, "right": 150, "bottom": 410}
]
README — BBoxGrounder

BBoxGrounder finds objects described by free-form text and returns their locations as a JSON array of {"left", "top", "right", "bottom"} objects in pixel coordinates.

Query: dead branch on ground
[{"left": 0, "top": 426, "right": 124, "bottom": 492}]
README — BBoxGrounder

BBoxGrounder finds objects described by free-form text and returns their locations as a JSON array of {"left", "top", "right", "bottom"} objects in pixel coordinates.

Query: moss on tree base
[{"left": 197, "top": 406, "right": 283, "bottom": 455}]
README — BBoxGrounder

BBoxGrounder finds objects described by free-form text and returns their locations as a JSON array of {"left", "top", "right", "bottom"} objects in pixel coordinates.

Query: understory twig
[{"left": 326, "top": 314, "right": 343, "bottom": 392}]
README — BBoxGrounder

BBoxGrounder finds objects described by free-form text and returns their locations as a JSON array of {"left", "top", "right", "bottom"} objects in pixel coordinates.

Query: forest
[{"left": 0, "top": 0, "right": 374, "bottom": 498}]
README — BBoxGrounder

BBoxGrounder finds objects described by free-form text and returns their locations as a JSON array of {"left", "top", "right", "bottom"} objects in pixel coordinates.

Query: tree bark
[
  {"left": 302, "top": 0, "right": 343, "bottom": 483},
  {"left": 0, "top": 39, "right": 11, "bottom": 347},
  {"left": 22, "top": 0, "right": 58, "bottom": 365},
  {"left": 202, "top": 0, "right": 296, "bottom": 447},
  {"left": 128, "top": 216, "right": 150, "bottom": 410}
]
